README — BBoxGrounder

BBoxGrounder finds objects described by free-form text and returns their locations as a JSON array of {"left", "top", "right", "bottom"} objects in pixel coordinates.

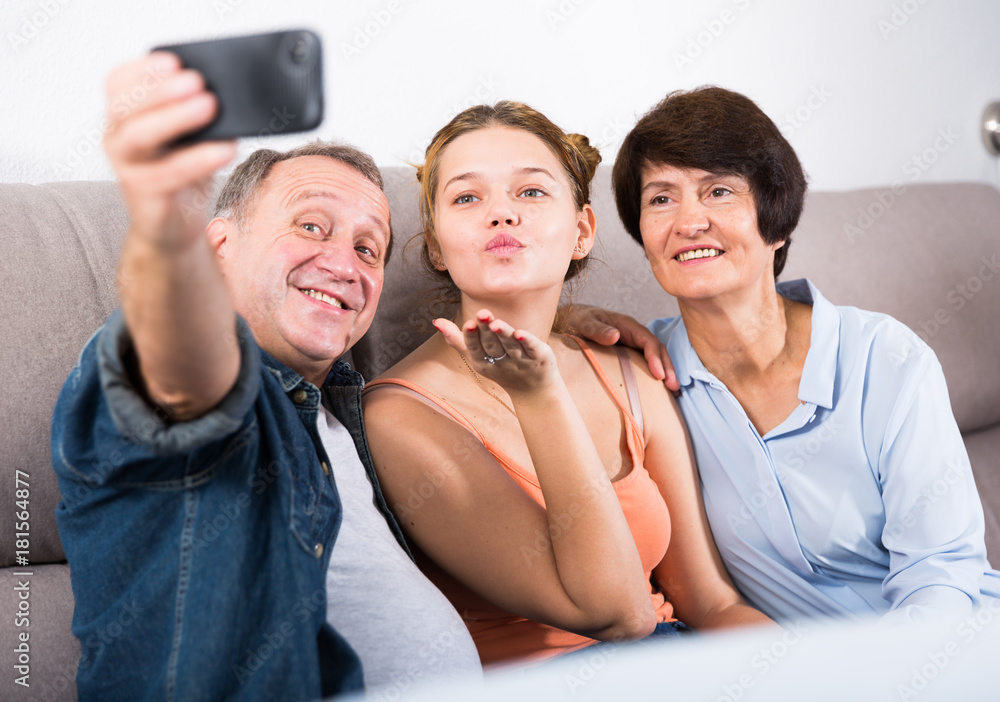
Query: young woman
[{"left": 362, "top": 101, "right": 770, "bottom": 669}]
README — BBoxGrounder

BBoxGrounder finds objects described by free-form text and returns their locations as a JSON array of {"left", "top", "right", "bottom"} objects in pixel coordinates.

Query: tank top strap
[
  {"left": 363, "top": 378, "right": 489, "bottom": 446},
  {"left": 563, "top": 336, "right": 645, "bottom": 464},
  {"left": 364, "top": 377, "right": 541, "bottom": 495}
]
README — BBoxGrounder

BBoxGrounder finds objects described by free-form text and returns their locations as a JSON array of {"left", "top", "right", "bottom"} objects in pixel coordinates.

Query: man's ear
[
  {"left": 572, "top": 204, "right": 597, "bottom": 259},
  {"left": 206, "top": 217, "right": 236, "bottom": 265}
]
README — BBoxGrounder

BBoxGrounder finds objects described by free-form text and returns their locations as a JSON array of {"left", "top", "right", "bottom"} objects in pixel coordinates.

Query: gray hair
[{"left": 214, "top": 140, "right": 393, "bottom": 262}]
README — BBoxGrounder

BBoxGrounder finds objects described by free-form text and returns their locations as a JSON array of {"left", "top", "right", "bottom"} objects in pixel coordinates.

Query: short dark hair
[
  {"left": 612, "top": 86, "right": 807, "bottom": 278},
  {"left": 214, "top": 140, "right": 393, "bottom": 263}
]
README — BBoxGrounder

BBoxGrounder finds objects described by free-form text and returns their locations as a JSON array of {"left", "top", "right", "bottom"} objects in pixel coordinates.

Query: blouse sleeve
[{"left": 873, "top": 333, "right": 991, "bottom": 623}]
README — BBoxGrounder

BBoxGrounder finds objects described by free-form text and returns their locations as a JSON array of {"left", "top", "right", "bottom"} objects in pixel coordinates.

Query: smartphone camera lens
[
  {"left": 279, "top": 30, "right": 319, "bottom": 74},
  {"left": 290, "top": 35, "right": 310, "bottom": 64}
]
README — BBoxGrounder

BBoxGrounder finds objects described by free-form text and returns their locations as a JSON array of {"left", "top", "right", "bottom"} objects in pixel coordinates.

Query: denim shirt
[{"left": 51, "top": 310, "right": 410, "bottom": 702}]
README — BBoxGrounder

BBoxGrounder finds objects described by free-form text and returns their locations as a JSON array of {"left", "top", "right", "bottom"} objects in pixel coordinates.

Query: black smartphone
[{"left": 154, "top": 29, "right": 324, "bottom": 143}]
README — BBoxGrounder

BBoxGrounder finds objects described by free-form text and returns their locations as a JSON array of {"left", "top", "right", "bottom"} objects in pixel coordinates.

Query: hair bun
[{"left": 566, "top": 133, "right": 602, "bottom": 184}]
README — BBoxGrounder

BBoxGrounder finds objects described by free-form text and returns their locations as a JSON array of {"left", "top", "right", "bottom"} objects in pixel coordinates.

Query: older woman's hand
[{"left": 562, "top": 305, "right": 679, "bottom": 392}]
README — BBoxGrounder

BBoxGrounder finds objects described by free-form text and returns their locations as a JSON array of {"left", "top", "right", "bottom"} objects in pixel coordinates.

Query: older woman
[{"left": 601, "top": 86, "right": 1000, "bottom": 625}]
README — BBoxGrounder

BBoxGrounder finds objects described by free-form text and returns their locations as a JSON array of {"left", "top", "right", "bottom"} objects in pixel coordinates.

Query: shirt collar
[
  {"left": 662, "top": 316, "right": 708, "bottom": 389},
  {"left": 666, "top": 278, "right": 839, "bottom": 409},
  {"left": 776, "top": 278, "right": 839, "bottom": 409},
  {"left": 259, "top": 349, "right": 362, "bottom": 392}
]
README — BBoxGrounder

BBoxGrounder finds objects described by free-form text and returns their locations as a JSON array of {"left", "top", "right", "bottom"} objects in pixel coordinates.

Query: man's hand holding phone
[
  {"left": 107, "top": 30, "right": 324, "bottom": 243},
  {"left": 105, "top": 51, "right": 240, "bottom": 422},
  {"left": 104, "top": 52, "right": 236, "bottom": 246},
  {"left": 104, "top": 31, "right": 324, "bottom": 420}
]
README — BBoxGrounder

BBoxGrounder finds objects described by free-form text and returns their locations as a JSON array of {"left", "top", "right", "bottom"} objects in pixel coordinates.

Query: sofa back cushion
[
  {"left": 2, "top": 175, "right": 998, "bottom": 569},
  {"left": 355, "top": 173, "right": 1000, "bottom": 437},
  {"left": 0, "top": 182, "right": 127, "bottom": 566}
]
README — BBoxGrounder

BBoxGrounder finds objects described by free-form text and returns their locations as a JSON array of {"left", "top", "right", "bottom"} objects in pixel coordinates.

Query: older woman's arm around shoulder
[{"left": 631, "top": 349, "right": 776, "bottom": 630}]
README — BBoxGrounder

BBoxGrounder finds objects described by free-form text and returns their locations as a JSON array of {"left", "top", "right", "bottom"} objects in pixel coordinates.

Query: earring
[
  {"left": 574, "top": 244, "right": 588, "bottom": 256},
  {"left": 427, "top": 243, "right": 447, "bottom": 271}
]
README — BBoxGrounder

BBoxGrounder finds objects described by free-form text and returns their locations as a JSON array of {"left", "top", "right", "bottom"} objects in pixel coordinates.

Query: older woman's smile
[{"left": 675, "top": 247, "right": 724, "bottom": 263}]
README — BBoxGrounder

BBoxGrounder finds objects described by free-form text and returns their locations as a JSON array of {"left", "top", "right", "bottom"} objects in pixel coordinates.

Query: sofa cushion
[
  {"left": 0, "top": 564, "right": 79, "bottom": 700},
  {"left": 0, "top": 182, "right": 127, "bottom": 567},
  {"left": 965, "top": 422, "right": 1000, "bottom": 565},
  {"left": 1, "top": 175, "right": 998, "bottom": 702},
  {"left": 784, "top": 183, "right": 1000, "bottom": 435}
]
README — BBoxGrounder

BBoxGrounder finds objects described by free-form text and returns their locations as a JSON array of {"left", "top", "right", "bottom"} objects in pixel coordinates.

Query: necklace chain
[{"left": 459, "top": 353, "right": 517, "bottom": 416}]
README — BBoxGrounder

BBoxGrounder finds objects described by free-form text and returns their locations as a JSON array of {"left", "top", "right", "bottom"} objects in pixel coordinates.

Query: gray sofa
[{"left": 2, "top": 171, "right": 998, "bottom": 700}]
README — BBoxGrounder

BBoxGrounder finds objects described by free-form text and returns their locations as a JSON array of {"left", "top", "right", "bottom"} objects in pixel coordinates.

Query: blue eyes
[{"left": 453, "top": 188, "right": 546, "bottom": 205}]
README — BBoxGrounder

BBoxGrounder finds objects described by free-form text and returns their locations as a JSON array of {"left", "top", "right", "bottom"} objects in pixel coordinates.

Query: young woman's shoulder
[
  {"left": 369, "top": 333, "right": 455, "bottom": 385},
  {"left": 363, "top": 335, "right": 457, "bottom": 421},
  {"left": 612, "top": 345, "right": 688, "bottom": 445},
  {"left": 565, "top": 340, "right": 683, "bottom": 424}
]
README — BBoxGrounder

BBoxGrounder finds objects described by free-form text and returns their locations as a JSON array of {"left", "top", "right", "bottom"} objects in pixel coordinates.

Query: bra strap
[{"left": 614, "top": 345, "right": 644, "bottom": 436}]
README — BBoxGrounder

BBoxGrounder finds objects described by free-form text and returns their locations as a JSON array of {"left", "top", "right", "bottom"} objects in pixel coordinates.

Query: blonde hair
[{"left": 415, "top": 101, "right": 601, "bottom": 300}]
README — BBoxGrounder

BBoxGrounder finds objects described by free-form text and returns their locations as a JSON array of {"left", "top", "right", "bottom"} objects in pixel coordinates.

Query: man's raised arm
[{"left": 106, "top": 52, "right": 239, "bottom": 421}]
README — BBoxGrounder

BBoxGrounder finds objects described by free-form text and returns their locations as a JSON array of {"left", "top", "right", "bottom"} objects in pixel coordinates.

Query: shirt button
[
  {"left": 291, "top": 388, "right": 308, "bottom": 404},
  {"left": 321, "top": 461, "right": 330, "bottom": 476},
  {"left": 314, "top": 543, "right": 324, "bottom": 558}
]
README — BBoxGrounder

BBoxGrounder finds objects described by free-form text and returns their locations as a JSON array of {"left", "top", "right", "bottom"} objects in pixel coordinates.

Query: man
[{"left": 51, "top": 52, "right": 478, "bottom": 701}]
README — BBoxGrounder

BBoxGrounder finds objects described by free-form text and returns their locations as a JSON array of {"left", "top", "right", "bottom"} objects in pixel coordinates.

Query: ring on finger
[{"left": 483, "top": 352, "right": 507, "bottom": 364}]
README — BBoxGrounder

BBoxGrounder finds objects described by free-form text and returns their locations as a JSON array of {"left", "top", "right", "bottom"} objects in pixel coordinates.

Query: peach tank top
[{"left": 364, "top": 338, "right": 674, "bottom": 668}]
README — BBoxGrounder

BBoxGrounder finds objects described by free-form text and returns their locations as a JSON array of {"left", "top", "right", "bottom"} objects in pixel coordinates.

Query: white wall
[{"left": 3, "top": 0, "right": 1000, "bottom": 191}]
